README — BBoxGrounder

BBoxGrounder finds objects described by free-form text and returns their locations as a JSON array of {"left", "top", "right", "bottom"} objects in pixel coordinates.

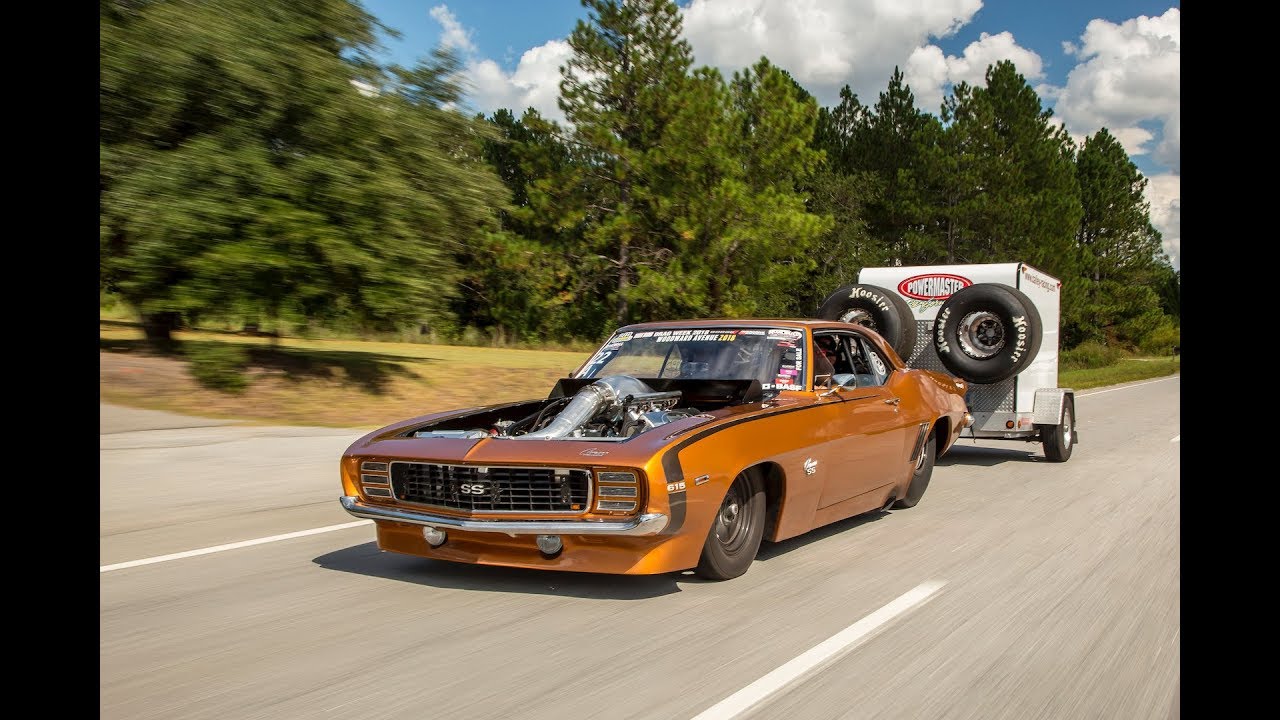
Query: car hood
[{"left": 344, "top": 395, "right": 810, "bottom": 467}]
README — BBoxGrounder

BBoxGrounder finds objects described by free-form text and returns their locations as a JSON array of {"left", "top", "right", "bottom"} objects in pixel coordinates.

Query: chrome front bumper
[{"left": 339, "top": 496, "right": 669, "bottom": 537}]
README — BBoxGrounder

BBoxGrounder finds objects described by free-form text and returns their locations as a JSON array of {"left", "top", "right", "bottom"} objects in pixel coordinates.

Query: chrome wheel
[
  {"left": 957, "top": 311, "right": 1005, "bottom": 359},
  {"left": 839, "top": 308, "right": 877, "bottom": 330},
  {"left": 1062, "top": 405, "right": 1073, "bottom": 446}
]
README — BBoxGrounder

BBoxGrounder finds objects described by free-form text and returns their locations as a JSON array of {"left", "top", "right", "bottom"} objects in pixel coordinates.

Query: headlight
[{"left": 594, "top": 470, "right": 639, "bottom": 512}]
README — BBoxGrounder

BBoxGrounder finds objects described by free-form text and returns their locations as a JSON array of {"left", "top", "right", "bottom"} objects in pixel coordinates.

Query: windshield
[{"left": 576, "top": 326, "right": 807, "bottom": 391}]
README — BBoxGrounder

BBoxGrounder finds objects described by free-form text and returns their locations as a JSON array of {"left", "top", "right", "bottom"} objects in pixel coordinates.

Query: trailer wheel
[
  {"left": 1040, "top": 396, "right": 1075, "bottom": 462},
  {"left": 817, "top": 284, "right": 918, "bottom": 359},
  {"left": 932, "top": 284, "right": 1042, "bottom": 384}
]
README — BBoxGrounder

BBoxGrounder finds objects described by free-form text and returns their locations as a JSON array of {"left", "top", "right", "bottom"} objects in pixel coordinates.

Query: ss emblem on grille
[{"left": 459, "top": 483, "right": 489, "bottom": 495}]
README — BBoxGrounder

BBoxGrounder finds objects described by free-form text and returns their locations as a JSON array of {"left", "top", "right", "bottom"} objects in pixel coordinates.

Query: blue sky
[{"left": 359, "top": 1, "right": 1180, "bottom": 268}]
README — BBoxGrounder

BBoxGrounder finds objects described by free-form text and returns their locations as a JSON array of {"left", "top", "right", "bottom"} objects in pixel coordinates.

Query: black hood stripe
[{"left": 658, "top": 402, "right": 835, "bottom": 534}]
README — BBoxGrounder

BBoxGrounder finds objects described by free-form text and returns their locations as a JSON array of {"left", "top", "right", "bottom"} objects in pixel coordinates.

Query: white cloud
[
  {"left": 428, "top": 5, "right": 569, "bottom": 122},
  {"left": 429, "top": 5, "right": 476, "bottom": 54},
  {"left": 1154, "top": 110, "right": 1179, "bottom": 173},
  {"left": 1052, "top": 8, "right": 1179, "bottom": 173},
  {"left": 1145, "top": 173, "right": 1180, "bottom": 270},
  {"left": 681, "top": 0, "right": 983, "bottom": 107},
  {"left": 903, "top": 45, "right": 948, "bottom": 111},
  {"left": 464, "top": 41, "right": 573, "bottom": 122},
  {"left": 905, "top": 31, "right": 1045, "bottom": 112},
  {"left": 944, "top": 31, "right": 1043, "bottom": 87},
  {"left": 1109, "top": 126, "right": 1155, "bottom": 156},
  {"left": 431, "top": 0, "right": 1041, "bottom": 124}
]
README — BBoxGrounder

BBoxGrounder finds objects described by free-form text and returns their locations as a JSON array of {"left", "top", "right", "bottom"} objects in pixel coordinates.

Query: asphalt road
[{"left": 100, "top": 377, "right": 1180, "bottom": 720}]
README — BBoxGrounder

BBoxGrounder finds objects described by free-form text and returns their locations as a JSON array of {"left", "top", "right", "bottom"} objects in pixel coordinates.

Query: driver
[
  {"left": 815, "top": 335, "right": 838, "bottom": 364},
  {"left": 813, "top": 335, "right": 837, "bottom": 386}
]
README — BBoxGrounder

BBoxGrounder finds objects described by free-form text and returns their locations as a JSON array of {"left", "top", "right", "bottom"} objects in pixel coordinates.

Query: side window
[
  {"left": 834, "top": 335, "right": 858, "bottom": 376},
  {"left": 815, "top": 332, "right": 860, "bottom": 387},
  {"left": 851, "top": 335, "right": 892, "bottom": 386},
  {"left": 812, "top": 333, "right": 837, "bottom": 386}
]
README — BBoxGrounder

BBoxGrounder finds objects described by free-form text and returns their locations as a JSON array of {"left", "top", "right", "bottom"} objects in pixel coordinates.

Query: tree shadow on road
[
  {"left": 312, "top": 542, "right": 685, "bottom": 599},
  {"left": 936, "top": 444, "right": 1042, "bottom": 467}
]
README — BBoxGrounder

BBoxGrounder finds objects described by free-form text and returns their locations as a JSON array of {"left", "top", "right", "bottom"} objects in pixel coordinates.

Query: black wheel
[
  {"left": 893, "top": 431, "right": 935, "bottom": 508},
  {"left": 932, "top": 284, "right": 1043, "bottom": 384},
  {"left": 1040, "top": 396, "right": 1075, "bottom": 462},
  {"left": 817, "top": 284, "right": 918, "bottom": 360},
  {"left": 695, "top": 470, "right": 766, "bottom": 580}
]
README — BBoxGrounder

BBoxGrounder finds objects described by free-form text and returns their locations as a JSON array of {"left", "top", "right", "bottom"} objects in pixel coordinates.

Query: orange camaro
[{"left": 339, "top": 319, "right": 972, "bottom": 580}]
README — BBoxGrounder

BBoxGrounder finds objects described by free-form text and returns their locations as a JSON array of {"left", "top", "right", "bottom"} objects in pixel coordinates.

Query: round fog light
[
  {"left": 423, "top": 527, "right": 447, "bottom": 547},
  {"left": 536, "top": 534, "right": 563, "bottom": 555}
]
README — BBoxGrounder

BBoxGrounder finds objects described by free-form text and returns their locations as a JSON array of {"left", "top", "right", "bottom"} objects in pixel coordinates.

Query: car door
[{"left": 815, "top": 331, "right": 916, "bottom": 509}]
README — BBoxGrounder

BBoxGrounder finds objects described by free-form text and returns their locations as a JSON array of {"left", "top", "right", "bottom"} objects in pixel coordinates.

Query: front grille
[{"left": 389, "top": 463, "right": 592, "bottom": 513}]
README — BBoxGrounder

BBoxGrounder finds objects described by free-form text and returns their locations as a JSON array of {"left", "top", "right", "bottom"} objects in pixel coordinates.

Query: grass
[
  {"left": 100, "top": 319, "right": 1178, "bottom": 428},
  {"left": 1059, "top": 356, "right": 1179, "bottom": 390},
  {"left": 100, "top": 321, "right": 591, "bottom": 428}
]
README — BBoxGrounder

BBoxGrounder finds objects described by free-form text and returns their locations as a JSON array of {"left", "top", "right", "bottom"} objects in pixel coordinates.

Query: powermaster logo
[{"left": 897, "top": 274, "right": 973, "bottom": 300}]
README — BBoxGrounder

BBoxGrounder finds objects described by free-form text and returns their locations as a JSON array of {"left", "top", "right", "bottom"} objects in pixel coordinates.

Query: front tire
[
  {"left": 695, "top": 470, "right": 766, "bottom": 580},
  {"left": 893, "top": 431, "right": 936, "bottom": 509},
  {"left": 1040, "top": 396, "right": 1076, "bottom": 462}
]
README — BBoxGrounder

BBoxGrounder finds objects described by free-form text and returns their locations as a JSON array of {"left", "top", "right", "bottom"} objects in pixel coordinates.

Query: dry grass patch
[{"left": 100, "top": 322, "right": 591, "bottom": 428}]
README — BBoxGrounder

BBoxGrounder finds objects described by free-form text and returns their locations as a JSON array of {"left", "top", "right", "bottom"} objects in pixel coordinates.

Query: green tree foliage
[
  {"left": 653, "top": 59, "right": 831, "bottom": 319},
  {"left": 479, "top": 1, "right": 830, "bottom": 338},
  {"left": 100, "top": 0, "right": 505, "bottom": 341},
  {"left": 853, "top": 70, "right": 943, "bottom": 264},
  {"left": 101, "top": 0, "right": 1177, "bottom": 354},
  {"left": 810, "top": 60, "right": 1175, "bottom": 351},
  {"left": 802, "top": 167, "right": 880, "bottom": 312},
  {"left": 558, "top": 0, "right": 693, "bottom": 324},
  {"left": 1065, "top": 127, "right": 1172, "bottom": 346},
  {"left": 936, "top": 62, "right": 1082, "bottom": 279},
  {"left": 466, "top": 108, "right": 611, "bottom": 342}
]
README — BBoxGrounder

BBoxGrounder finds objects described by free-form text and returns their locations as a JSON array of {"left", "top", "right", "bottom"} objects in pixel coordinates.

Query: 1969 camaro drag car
[{"left": 339, "top": 319, "right": 973, "bottom": 579}]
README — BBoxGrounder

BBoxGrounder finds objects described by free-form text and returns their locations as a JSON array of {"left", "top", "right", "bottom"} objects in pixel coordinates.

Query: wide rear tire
[
  {"left": 817, "top": 284, "right": 918, "bottom": 360},
  {"left": 893, "top": 432, "right": 936, "bottom": 509},
  {"left": 932, "top": 284, "right": 1043, "bottom": 384}
]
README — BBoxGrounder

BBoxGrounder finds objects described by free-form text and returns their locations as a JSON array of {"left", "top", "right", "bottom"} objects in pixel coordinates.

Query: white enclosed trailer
[{"left": 821, "top": 262, "right": 1076, "bottom": 461}]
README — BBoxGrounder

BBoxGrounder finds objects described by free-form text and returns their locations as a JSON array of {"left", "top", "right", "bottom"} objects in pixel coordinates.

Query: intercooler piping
[{"left": 515, "top": 375, "right": 657, "bottom": 440}]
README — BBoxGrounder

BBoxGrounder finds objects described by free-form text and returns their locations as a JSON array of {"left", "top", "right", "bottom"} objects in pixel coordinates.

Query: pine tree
[
  {"left": 1066, "top": 127, "right": 1171, "bottom": 346},
  {"left": 558, "top": 0, "right": 693, "bottom": 325},
  {"left": 941, "top": 61, "right": 1082, "bottom": 278}
]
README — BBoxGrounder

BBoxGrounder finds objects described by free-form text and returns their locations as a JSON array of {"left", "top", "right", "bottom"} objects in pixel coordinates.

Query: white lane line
[
  {"left": 1076, "top": 376, "right": 1179, "bottom": 397},
  {"left": 100, "top": 520, "right": 373, "bottom": 573},
  {"left": 690, "top": 580, "right": 947, "bottom": 720},
  {"left": 1171, "top": 435, "right": 1180, "bottom": 443}
]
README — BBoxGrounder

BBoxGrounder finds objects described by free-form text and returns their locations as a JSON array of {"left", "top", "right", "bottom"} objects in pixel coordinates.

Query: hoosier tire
[
  {"left": 893, "top": 431, "right": 936, "bottom": 509},
  {"left": 817, "top": 284, "right": 918, "bottom": 359},
  {"left": 932, "top": 284, "right": 1043, "bottom": 384}
]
